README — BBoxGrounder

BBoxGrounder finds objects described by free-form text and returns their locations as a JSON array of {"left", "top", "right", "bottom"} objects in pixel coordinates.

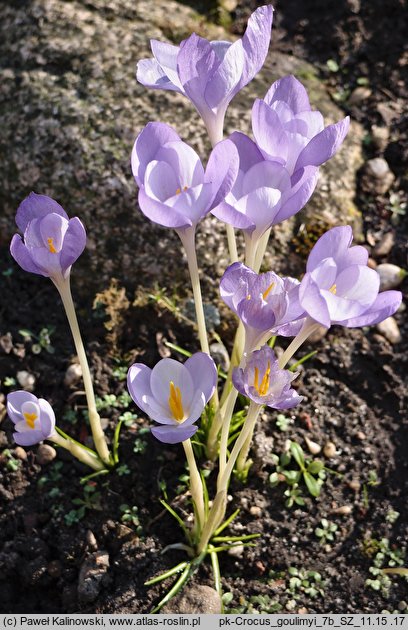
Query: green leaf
[
  {"left": 303, "top": 472, "right": 321, "bottom": 497},
  {"left": 307, "top": 460, "right": 324, "bottom": 475},
  {"left": 284, "top": 470, "right": 301, "bottom": 485},
  {"left": 290, "top": 442, "right": 305, "bottom": 469},
  {"left": 269, "top": 472, "right": 280, "bottom": 487}
]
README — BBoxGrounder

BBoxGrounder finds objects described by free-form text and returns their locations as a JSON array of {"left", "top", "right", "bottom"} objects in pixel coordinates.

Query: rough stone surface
[
  {"left": 0, "top": 0, "right": 364, "bottom": 299},
  {"left": 362, "top": 158, "right": 395, "bottom": 194},
  {"left": 376, "top": 317, "right": 402, "bottom": 344},
  {"left": 77, "top": 551, "right": 110, "bottom": 604},
  {"left": 36, "top": 444, "right": 57, "bottom": 465},
  {"left": 161, "top": 584, "right": 222, "bottom": 614}
]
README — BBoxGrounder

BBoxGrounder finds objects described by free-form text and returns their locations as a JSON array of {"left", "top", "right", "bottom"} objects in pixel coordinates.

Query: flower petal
[
  {"left": 38, "top": 398, "right": 56, "bottom": 437},
  {"left": 238, "top": 5, "right": 273, "bottom": 91},
  {"left": 275, "top": 166, "right": 319, "bottom": 223},
  {"left": 136, "top": 57, "right": 182, "bottom": 92},
  {"left": 212, "top": 200, "right": 256, "bottom": 231},
  {"left": 150, "top": 359, "right": 194, "bottom": 411},
  {"left": 264, "top": 75, "right": 311, "bottom": 114},
  {"left": 131, "top": 122, "right": 181, "bottom": 186},
  {"left": 151, "top": 423, "right": 198, "bottom": 444},
  {"left": 306, "top": 226, "right": 353, "bottom": 273},
  {"left": 14, "top": 430, "right": 45, "bottom": 447},
  {"left": 60, "top": 217, "right": 87, "bottom": 276},
  {"left": 299, "top": 273, "right": 331, "bottom": 328},
  {"left": 150, "top": 39, "right": 184, "bottom": 91},
  {"left": 10, "top": 234, "right": 45, "bottom": 276},
  {"left": 184, "top": 352, "right": 217, "bottom": 402},
  {"left": 205, "top": 138, "right": 239, "bottom": 208},
  {"left": 204, "top": 39, "right": 245, "bottom": 109},
  {"left": 16, "top": 192, "right": 68, "bottom": 232},
  {"left": 295, "top": 117, "right": 350, "bottom": 171},
  {"left": 343, "top": 291, "right": 402, "bottom": 327},
  {"left": 138, "top": 187, "right": 192, "bottom": 229},
  {"left": 7, "top": 391, "right": 37, "bottom": 425},
  {"left": 252, "top": 99, "right": 288, "bottom": 164}
]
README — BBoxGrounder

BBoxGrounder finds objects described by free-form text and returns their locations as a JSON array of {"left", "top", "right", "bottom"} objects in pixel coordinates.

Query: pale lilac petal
[
  {"left": 343, "top": 291, "right": 402, "bottom": 327},
  {"left": 264, "top": 75, "right": 311, "bottom": 114},
  {"left": 335, "top": 265, "right": 380, "bottom": 304},
  {"left": 310, "top": 257, "right": 338, "bottom": 290},
  {"left": 204, "top": 39, "right": 245, "bottom": 109},
  {"left": 205, "top": 138, "right": 239, "bottom": 208},
  {"left": 138, "top": 187, "right": 192, "bottom": 229},
  {"left": 228, "top": 131, "right": 264, "bottom": 173},
  {"left": 150, "top": 40, "right": 184, "bottom": 91},
  {"left": 144, "top": 161, "right": 180, "bottom": 202},
  {"left": 323, "top": 291, "right": 371, "bottom": 322},
  {"left": 275, "top": 391, "right": 303, "bottom": 409},
  {"left": 10, "top": 235, "right": 45, "bottom": 276},
  {"left": 38, "top": 399, "right": 56, "bottom": 436},
  {"left": 39, "top": 213, "right": 69, "bottom": 252},
  {"left": 220, "top": 262, "right": 255, "bottom": 311},
  {"left": 212, "top": 200, "right": 256, "bottom": 231},
  {"left": 7, "top": 391, "right": 37, "bottom": 424},
  {"left": 136, "top": 57, "right": 182, "bottom": 93},
  {"left": 170, "top": 182, "right": 214, "bottom": 224},
  {"left": 150, "top": 359, "right": 194, "bottom": 410},
  {"left": 306, "top": 226, "right": 353, "bottom": 273},
  {"left": 185, "top": 352, "right": 217, "bottom": 402},
  {"left": 337, "top": 245, "right": 369, "bottom": 271},
  {"left": 16, "top": 192, "right": 68, "bottom": 232},
  {"left": 241, "top": 161, "right": 291, "bottom": 197},
  {"left": 294, "top": 111, "right": 325, "bottom": 136},
  {"left": 238, "top": 5, "right": 273, "bottom": 91},
  {"left": 131, "top": 122, "right": 181, "bottom": 185},
  {"left": 156, "top": 141, "right": 204, "bottom": 189},
  {"left": 299, "top": 273, "right": 331, "bottom": 328},
  {"left": 252, "top": 99, "right": 288, "bottom": 164},
  {"left": 240, "top": 187, "right": 282, "bottom": 232},
  {"left": 275, "top": 166, "right": 318, "bottom": 223},
  {"left": 295, "top": 117, "right": 350, "bottom": 170},
  {"left": 28, "top": 247, "right": 62, "bottom": 279},
  {"left": 127, "top": 363, "right": 153, "bottom": 411},
  {"left": 60, "top": 217, "right": 87, "bottom": 275},
  {"left": 177, "top": 33, "right": 217, "bottom": 117},
  {"left": 151, "top": 423, "right": 198, "bottom": 444},
  {"left": 14, "top": 430, "right": 44, "bottom": 447}
]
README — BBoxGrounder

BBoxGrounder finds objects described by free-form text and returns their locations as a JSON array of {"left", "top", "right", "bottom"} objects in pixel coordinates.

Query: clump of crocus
[
  {"left": 233, "top": 345, "right": 302, "bottom": 409},
  {"left": 252, "top": 75, "right": 350, "bottom": 175},
  {"left": 299, "top": 225, "right": 402, "bottom": 328},
  {"left": 7, "top": 391, "right": 56, "bottom": 446},
  {"left": 10, "top": 192, "right": 86, "bottom": 287},
  {"left": 127, "top": 353, "right": 217, "bottom": 443},
  {"left": 137, "top": 6, "right": 273, "bottom": 145}
]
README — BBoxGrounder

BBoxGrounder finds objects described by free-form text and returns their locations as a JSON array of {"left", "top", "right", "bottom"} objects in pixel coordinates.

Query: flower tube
[{"left": 137, "top": 6, "right": 273, "bottom": 145}]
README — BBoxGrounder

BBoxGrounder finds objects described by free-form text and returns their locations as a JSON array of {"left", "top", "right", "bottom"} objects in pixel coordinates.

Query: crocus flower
[
  {"left": 299, "top": 226, "right": 402, "bottom": 328},
  {"left": 212, "top": 131, "right": 318, "bottom": 240},
  {"left": 131, "top": 122, "right": 239, "bottom": 231},
  {"left": 233, "top": 345, "right": 302, "bottom": 409},
  {"left": 7, "top": 391, "right": 56, "bottom": 446},
  {"left": 252, "top": 75, "right": 350, "bottom": 175},
  {"left": 10, "top": 193, "right": 86, "bottom": 285},
  {"left": 127, "top": 353, "right": 217, "bottom": 444},
  {"left": 137, "top": 6, "right": 273, "bottom": 145},
  {"left": 220, "top": 262, "right": 306, "bottom": 352}
]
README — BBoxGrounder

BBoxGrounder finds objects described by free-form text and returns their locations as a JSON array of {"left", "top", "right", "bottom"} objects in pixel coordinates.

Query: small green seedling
[{"left": 315, "top": 518, "right": 338, "bottom": 544}]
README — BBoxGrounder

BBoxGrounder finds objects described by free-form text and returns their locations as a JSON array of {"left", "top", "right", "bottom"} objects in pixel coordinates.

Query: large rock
[{"left": 0, "top": 0, "right": 363, "bottom": 294}]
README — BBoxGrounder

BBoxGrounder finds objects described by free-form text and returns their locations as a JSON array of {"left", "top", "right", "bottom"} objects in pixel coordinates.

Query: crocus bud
[{"left": 7, "top": 391, "right": 56, "bottom": 446}]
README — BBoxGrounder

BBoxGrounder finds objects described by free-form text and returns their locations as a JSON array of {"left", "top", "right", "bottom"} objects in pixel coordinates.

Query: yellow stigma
[
  {"left": 253, "top": 362, "right": 271, "bottom": 397},
  {"left": 168, "top": 381, "right": 184, "bottom": 422},
  {"left": 246, "top": 294, "right": 251, "bottom": 301},
  {"left": 262, "top": 282, "right": 275, "bottom": 300},
  {"left": 329, "top": 284, "right": 337, "bottom": 295},
  {"left": 47, "top": 237, "right": 57, "bottom": 253},
  {"left": 23, "top": 412, "right": 37, "bottom": 429}
]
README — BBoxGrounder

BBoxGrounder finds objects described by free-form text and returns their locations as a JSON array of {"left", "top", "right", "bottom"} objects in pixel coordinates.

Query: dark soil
[{"left": 0, "top": 0, "right": 407, "bottom": 616}]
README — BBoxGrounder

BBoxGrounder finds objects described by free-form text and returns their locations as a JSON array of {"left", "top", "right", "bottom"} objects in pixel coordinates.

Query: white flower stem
[
  {"left": 178, "top": 229, "right": 219, "bottom": 408},
  {"left": 244, "top": 233, "right": 259, "bottom": 270},
  {"left": 217, "top": 400, "right": 261, "bottom": 493},
  {"left": 254, "top": 228, "right": 271, "bottom": 273},
  {"left": 50, "top": 433, "right": 105, "bottom": 471},
  {"left": 183, "top": 438, "right": 205, "bottom": 533},
  {"left": 54, "top": 278, "right": 111, "bottom": 466},
  {"left": 218, "top": 386, "right": 239, "bottom": 478},
  {"left": 278, "top": 317, "right": 321, "bottom": 370}
]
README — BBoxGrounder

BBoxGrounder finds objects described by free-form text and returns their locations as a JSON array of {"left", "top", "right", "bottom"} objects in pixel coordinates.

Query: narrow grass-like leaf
[
  {"left": 214, "top": 508, "right": 240, "bottom": 536},
  {"left": 145, "top": 562, "right": 189, "bottom": 586},
  {"left": 112, "top": 419, "right": 124, "bottom": 464},
  {"left": 164, "top": 341, "right": 192, "bottom": 358},
  {"left": 210, "top": 547, "right": 223, "bottom": 610},
  {"left": 289, "top": 350, "right": 317, "bottom": 371},
  {"left": 160, "top": 499, "right": 189, "bottom": 538},
  {"left": 150, "top": 564, "right": 191, "bottom": 613},
  {"left": 212, "top": 534, "right": 260, "bottom": 543}
]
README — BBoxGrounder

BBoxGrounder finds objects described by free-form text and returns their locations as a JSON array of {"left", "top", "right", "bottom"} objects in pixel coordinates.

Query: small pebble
[
  {"left": 371, "top": 125, "right": 390, "bottom": 152},
  {"left": 356, "top": 431, "right": 366, "bottom": 441},
  {"left": 377, "top": 263, "right": 407, "bottom": 290},
  {"left": 86, "top": 530, "right": 98, "bottom": 550},
  {"left": 323, "top": 442, "right": 337, "bottom": 458},
  {"left": 376, "top": 317, "right": 401, "bottom": 344},
  {"left": 250, "top": 505, "right": 262, "bottom": 517},
  {"left": 298, "top": 607, "right": 309, "bottom": 614},
  {"left": 36, "top": 444, "right": 57, "bottom": 465},
  {"left": 367, "top": 257, "right": 377, "bottom": 269},
  {"left": 398, "top": 601, "right": 407, "bottom": 612},
  {"left": 349, "top": 86, "right": 372, "bottom": 105},
  {"left": 305, "top": 436, "right": 321, "bottom": 455},
  {"left": 308, "top": 325, "right": 328, "bottom": 343},
  {"left": 364, "top": 158, "right": 395, "bottom": 194},
  {"left": 333, "top": 505, "right": 352, "bottom": 515},
  {"left": 227, "top": 544, "right": 244, "bottom": 558},
  {"left": 373, "top": 232, "right": 395, "bottom": 257},
  {"left": 348, "top": 480, "right": 361, "bottom": 492},
  {"left": 64, "top": 363, "right": 82, "bottom": 387},
  {"left": 16, "top": 370, "right": 36, "bottom": 391},
  {"left": 14, "top": 446, "right": 27, "bottom": 461}
]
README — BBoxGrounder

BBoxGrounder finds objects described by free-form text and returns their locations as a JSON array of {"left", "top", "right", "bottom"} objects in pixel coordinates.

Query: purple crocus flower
[
  {"left": 7, "top": 391, "right": 56, "bottom": 446},
  {"left": 233, "top": 345, "right": 302, "bottom": 409},
  {"left": 10, "top": 193, "right": 86, "bottom": 285},
  {"left": 220, "top": 262, "right": 306, "bottom": 351},
  {"left": 212, "top": 131, "right": 318, "bottom": 239},
  {"left": 299, "top": 226, "right": 402, "bottom": 328},
  {"left": 127, "top": 353, "right": 217, "bottom": 444},
  {"left": 131, "top": 122, "right": 239, "bottom": 231},
  {"left": 137, "top": 6, "right": 273, "bottom": 145},
  {"left": 252, "top": 75, "right": 350, "bottom": 175}
]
